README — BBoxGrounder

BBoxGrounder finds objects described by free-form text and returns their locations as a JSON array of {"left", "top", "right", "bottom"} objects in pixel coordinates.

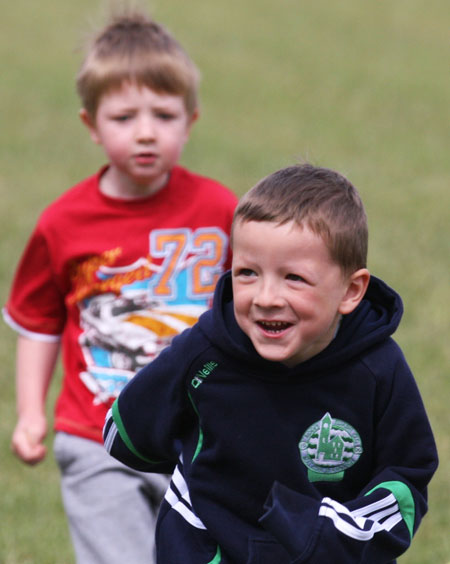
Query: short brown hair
[
  {"left": 233, "top": 164, "right": 368, "bottom": 276},
  {"left": 77, "top": 10, "right": 200, "bottom": 117}
]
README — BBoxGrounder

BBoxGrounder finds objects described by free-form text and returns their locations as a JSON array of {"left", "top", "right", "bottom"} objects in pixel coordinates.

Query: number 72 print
[{"left": 149, "top": 227, "right": 228, "bottom": 299}]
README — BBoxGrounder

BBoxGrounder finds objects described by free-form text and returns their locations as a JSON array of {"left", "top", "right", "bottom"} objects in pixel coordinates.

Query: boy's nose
[
  {"left": 253, "top": 280, "right": 283, "bottom": 308},
  {"left": 136, "top": 116, "right": 156, "bottom": 142}
]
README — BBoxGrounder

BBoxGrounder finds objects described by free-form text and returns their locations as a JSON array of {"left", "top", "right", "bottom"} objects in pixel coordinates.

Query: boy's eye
[
  {"left": 156, "top": 112, "right": 176, "bottom": 121},
  {"left": 113, "top": 114, "right": 132, "bottom": 122},
  {"left": 236, "top": 268, "right": 256, "bottom": 277},
  {"left": 286, "top": 273, "right": 306, "bottom": 282}
]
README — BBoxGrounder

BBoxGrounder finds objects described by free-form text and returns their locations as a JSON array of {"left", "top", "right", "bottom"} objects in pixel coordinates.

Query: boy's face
[
  {"left": 232, "top": 220, "right": 368, "bottom": 366},
  {"left": 81, "top": 81, "right": 196, "bottom": 197}
]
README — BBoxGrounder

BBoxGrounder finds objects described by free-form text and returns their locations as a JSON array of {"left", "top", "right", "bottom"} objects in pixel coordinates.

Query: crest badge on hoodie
[{"left": 299, "top": 412, "right": 363, "bottom": 482}]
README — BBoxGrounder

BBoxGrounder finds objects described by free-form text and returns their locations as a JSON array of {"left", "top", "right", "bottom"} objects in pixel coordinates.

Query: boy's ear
[
  {"left": 338, "top": 268, "right": 370, "bottom": 315},
  {"left": 79, "top": 108, "right": 101, "bottom": 145},
  {"left": 185, "top": 108, "right": 199, "bottom": 135}
]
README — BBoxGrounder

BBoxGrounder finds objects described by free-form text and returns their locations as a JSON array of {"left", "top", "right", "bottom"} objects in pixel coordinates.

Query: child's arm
[
  {"left": 260, "top": 356, "right": 438, "bottom": 563},
  {"left": 11, "top": 335, "right": 59, "bottom": 465},
  {"left": 261, "top": 479, "right": 426, "bottom": 563},
  {"left": 104, "top": 328, "right": 196, "bottom": 473}
]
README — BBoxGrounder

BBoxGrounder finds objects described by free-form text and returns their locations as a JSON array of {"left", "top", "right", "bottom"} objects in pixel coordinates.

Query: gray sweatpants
[{"left": 54, "top": 432, "right": 169, "bottom": 564}]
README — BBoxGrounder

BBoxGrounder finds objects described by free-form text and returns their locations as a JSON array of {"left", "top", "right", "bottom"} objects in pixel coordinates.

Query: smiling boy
[
  {"left": 232, "top": 220, "right": 368, "bottom": 366},
  {"left": 3, "top": 10, "right": 237, "bottom": 564},
  {"left": 104, "top": 164, "right": 437, "bottom": 563}
]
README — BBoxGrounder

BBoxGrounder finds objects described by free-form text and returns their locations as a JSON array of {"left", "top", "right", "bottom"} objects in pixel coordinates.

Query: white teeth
[{"left": 259, "top": 321, "right": 289, "bottom": 332}]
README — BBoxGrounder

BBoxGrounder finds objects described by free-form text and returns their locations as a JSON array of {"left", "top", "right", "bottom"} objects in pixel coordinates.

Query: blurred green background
[{"left": 0, "top": 1, "right": 448, "bottom": 562}]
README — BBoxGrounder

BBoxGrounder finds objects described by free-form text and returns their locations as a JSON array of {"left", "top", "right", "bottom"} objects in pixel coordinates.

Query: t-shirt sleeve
[{"left": 4, "top": 224, "right": 66, "bottom": 339}]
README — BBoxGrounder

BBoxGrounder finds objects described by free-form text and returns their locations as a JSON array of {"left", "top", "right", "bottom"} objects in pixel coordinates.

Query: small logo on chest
[{"left": 191, "top": 361, "right": 218, "bottom": 388}]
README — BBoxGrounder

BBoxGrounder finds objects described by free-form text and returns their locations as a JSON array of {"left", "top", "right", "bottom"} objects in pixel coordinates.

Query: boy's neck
[{"left": 99, "top": 166, "right": 170, "bottom": 200}]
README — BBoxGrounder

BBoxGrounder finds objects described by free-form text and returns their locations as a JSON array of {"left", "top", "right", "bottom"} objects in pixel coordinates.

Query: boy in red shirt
[{"left": 3, "top": 9, "right": 237, "bottom": 563}]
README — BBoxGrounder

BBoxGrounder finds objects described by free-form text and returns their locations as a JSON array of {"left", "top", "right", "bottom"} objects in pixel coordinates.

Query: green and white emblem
[{"left": 299, "top": 412, "right": 363, "bottom": 482}]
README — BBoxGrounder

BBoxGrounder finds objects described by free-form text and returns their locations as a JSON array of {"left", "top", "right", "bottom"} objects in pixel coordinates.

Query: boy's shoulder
[
  {"left": 139, "top": 313, "right": 218, "bottom": 383},
  {"left": 170, "top": 165, "right": 238, "bottom": 204},
  {"left": 359, "top": 336, "right": 410, "bottom": 384},
  {"left": 38, "top": 168, "right": 104, "bottom": 224}
]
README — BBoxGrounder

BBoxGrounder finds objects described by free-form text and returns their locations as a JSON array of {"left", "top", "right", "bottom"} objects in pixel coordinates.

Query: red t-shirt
[{"left": 4, "top": 166, "right": 238, "bottom": 442}]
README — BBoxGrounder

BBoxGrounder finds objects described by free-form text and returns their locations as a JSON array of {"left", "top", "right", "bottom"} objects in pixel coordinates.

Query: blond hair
[{"left": 77, "top": 10, "right": 200, "bottom": 117}]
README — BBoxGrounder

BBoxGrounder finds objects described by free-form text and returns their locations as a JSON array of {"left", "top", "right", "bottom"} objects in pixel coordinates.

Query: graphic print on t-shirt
[{"left": 69, "top": 227, "right": 228, "bottom": 404}]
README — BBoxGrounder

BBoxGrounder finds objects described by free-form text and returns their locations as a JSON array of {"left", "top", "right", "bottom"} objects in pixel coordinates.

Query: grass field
[{"left": 0, "top": 1, "right": 448, "bottom": 562}]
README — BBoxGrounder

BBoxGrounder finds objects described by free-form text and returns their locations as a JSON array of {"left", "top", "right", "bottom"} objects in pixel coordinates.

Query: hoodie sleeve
[
  {"left": 103, "top": 328, "right": 197, "bottom": 473},
  {"left": 261, "top": 481, "right": 416, "bottom": 563},
  {"left": 260, "top": 346, "right": 438, "bottom": 563}
]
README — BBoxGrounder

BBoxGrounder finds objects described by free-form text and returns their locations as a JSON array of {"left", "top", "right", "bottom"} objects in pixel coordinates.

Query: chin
[{"left": 254, "top": 347, "right": 292, "bottom": 365}]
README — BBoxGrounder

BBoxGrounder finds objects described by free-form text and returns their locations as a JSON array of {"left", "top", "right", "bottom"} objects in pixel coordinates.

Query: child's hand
[{"left": 11, "top": 416, "right": 48, "bottom": 465}]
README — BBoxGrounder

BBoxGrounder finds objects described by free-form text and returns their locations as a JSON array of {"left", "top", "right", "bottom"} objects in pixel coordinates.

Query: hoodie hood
[{"left": 198, "top": 271, "right": 403, "bottom": 376}]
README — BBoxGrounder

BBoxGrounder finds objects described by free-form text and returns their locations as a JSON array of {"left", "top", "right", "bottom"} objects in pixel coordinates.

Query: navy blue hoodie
[{"left": 104, "top": 271, "right": 438, "bottom": 563}]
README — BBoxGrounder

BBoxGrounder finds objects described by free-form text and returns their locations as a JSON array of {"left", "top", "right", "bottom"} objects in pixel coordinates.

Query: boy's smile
[
  {"left": 81, "top": 81, "right": 197, "bottom": 198},
  {"left": 232, "top": 220, "right": 366, "bottom": 366}
]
